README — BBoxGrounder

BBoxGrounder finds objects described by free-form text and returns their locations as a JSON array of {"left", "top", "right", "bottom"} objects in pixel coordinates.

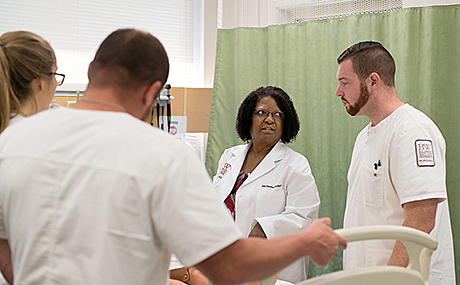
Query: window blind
[{"left": 0, "top": 0, "right": 202, "bottom": 90}]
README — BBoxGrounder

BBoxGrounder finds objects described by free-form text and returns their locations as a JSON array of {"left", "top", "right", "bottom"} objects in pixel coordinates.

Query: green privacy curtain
[{"left": 206, "top": 5, "right": 460, "bottom": 278}]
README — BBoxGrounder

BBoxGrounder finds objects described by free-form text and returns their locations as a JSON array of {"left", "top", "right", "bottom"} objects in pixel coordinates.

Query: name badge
[{"left": 415, "top": 139, "right": 435, "bottom": 167}]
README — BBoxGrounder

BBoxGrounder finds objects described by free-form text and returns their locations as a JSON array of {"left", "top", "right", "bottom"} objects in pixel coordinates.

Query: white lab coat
[{"left": 212, "top": 141, "right": 320, "bottom": 283}]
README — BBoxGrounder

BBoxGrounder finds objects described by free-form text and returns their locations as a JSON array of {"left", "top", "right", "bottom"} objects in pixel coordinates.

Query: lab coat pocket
[
  {"left": 357, "top": 163, "right": 385, "bottom": 207},
  {"left": 365, "top": 247, "right": 393, "bottom": 267},
  {"left": 255, "top": 186, "right": 285, "bottom": 217}
]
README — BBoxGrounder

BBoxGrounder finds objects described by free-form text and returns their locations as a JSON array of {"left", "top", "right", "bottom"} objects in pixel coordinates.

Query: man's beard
[{"left": 347, "top": 81, "right": 370, "bottom": 116}]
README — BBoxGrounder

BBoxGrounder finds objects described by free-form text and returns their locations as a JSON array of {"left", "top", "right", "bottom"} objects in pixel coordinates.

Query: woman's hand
[
  {"left": 170, "top": 267, "right": 209, "bottom": 285},
  {"left": 169, "top": 279, "right": 187, "bottom": 285},
  {"left": 248, "top": 222, "right": 267, "bottom": 238}
]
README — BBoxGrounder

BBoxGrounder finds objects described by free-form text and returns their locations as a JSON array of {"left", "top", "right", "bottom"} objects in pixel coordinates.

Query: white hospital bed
[
  {"left": 206, "top": 226, "right": 437, "bottom": 285},
  {"left": 297, "top": 225, "right": 438, "bottom": 285}
]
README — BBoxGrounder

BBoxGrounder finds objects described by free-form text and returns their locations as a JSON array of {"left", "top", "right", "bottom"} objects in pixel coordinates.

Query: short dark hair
[
  {"left": 88, "top": 29, "right": 169, "bottom": 89},
  {"left": 337, "top": 41, "right": 395, "bottom": 87},
  {"left": 236, "top": 86, "right": 300, "bottom": 143}
]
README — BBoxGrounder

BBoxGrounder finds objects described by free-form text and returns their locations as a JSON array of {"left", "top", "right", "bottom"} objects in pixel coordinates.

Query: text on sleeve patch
[{"left": 415, "top": 139, "right": 435, "bottom": 167}]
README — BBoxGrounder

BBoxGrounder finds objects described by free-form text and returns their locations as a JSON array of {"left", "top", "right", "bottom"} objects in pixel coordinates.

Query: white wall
[{"left": 204, "top": 0, "right": 218, "bottom": 88}]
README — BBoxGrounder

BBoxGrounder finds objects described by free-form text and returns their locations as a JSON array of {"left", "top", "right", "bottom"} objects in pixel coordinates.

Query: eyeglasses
[
  {"left": 253, "top": 109, "right": 285, "bottom": 120},
  {"left": 50, "top": 72, "right": 65, "bottom": 86}
]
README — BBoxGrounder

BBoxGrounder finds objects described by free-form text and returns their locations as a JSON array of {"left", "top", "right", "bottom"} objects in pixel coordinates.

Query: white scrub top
[
  {"left": 343, "top": 104, "right": 455, "bottom": 285},
  {"left": 0, "top": 108, "right": 243, "bottom": 285}
]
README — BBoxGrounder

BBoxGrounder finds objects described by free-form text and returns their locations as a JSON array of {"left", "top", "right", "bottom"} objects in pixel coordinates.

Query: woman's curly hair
[{"left": 236, "top": 86, "right": 300, "bottom": 143}]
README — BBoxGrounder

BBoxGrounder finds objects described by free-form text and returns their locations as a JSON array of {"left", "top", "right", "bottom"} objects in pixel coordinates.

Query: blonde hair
[{"left": 0, "top": 31, "right": 56, "bottom": 133}]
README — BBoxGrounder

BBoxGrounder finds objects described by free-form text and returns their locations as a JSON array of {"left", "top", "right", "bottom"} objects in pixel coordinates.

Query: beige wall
[
  {"left": 147, "top": 87, "right": 213, "bottom": 132},
  {"left": 53, "top": 87, "right": 213, "bottom": 133}
]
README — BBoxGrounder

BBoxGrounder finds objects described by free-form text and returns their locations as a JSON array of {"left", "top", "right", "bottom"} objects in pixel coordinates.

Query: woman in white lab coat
[{"left": 212, "top": 86, "right": 320, "bottom": 284}]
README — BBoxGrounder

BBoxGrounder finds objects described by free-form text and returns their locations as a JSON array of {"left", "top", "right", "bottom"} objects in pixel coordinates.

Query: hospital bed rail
[{"left": 297, "top": 225, "right": 438, "bottom": 285}]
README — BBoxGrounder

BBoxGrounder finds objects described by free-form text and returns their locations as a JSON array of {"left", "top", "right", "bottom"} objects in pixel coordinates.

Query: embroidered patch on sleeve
[{"left": 415, "top": 139, "right": 435, "bottom": 167}]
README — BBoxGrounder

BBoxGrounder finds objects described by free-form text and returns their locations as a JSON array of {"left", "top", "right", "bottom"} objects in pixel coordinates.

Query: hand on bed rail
[{"left": 304, "top": 218, "right": 348, "bottom": 266}]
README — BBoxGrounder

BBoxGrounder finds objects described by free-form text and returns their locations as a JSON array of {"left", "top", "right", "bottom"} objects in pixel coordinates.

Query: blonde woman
[
  {"left": 0, "top": 30, "right": 61, "bottom": 284},
  {"left": 0, "top": 30, "right": 63, "bottom": 134}
]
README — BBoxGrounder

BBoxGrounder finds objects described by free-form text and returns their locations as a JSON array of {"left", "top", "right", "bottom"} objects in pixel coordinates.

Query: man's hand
[
  {"left": 302, "top": 218, "right": 347, "bottom": 266},
  {"left": 194, "top": 217, "right": 346, "bottom": 284}
]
